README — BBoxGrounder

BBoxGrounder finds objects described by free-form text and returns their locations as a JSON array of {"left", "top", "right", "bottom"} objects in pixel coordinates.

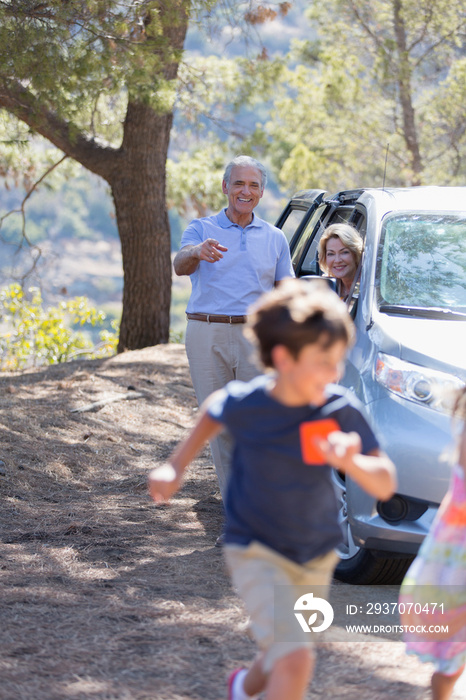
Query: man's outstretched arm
[{"left": 173, "top": 239, "right": 228, "bottom": 276}]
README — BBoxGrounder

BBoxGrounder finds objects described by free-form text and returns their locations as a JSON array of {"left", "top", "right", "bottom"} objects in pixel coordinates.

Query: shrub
[{"left": 0, "top": 284, "right": 118, "bottom": 370}]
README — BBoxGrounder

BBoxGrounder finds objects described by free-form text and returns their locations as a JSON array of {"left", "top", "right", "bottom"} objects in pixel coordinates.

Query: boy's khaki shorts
[{"left": 224, "top": 540, "right": 338, "bottom": 673}]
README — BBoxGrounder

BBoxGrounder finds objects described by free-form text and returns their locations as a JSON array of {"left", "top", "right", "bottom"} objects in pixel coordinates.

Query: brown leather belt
[{"left": 186, "top": 313, "right": 247, "bottom": 324}]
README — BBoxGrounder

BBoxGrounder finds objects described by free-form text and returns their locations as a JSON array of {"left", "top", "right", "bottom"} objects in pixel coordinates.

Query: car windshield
[{"left": 376, "top": 211, "right": 466, "bottom": 313}]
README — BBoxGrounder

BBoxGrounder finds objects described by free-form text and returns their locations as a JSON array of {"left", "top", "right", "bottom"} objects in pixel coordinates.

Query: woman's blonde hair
[{"left": 318, "top": 223, "right": 363, "bottom": 276}]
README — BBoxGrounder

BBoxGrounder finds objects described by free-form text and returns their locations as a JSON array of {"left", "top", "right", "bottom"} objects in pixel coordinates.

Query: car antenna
[{"left": 382, "top": 142, "right": 389, "bottom": 190}]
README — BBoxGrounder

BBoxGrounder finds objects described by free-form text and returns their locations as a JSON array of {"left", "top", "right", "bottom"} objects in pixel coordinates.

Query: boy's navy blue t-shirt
[{"left": 207, "top": 375, "right": 380, "bottom": 564}]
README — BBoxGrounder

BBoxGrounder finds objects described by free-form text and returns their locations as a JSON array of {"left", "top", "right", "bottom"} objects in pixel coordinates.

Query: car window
[
  {"left": 279, "top": 208, "right": 310, "bottom": 244},
  {"left": 326, "top": 207, "right": 354, "bottom": 226},
  {"left": 350, "top": 209, "right": 367, "bottom": 239},
  {"left": 376, "top": 212, "right": 466, "bottom": 310},
  {"left": 300, "top": 228, "right": 323, "bottom": 275},
  {"left": 291, "top": 205, "right": 327, "bottom": 272}
]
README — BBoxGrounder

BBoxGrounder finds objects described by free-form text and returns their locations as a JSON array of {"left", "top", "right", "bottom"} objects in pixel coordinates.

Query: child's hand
[
  {"left": 148, "top": 463, "right": 180, "bottom": 503},
  {"left": 316, "top": 431, "right": 362, "bottom": 470}
]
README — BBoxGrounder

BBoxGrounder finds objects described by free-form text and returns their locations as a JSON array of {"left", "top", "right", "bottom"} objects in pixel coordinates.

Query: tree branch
[
  {"left": 406, "top": 3, "right": 434, "bottom": 53},
  {"left": 0, "top": 154, "right": 68, "bottom": 283},
  {"left": 347, "top": 1, "right": 387, "bottom": 56},
  {"left": 413, "top": 18, "right": 466, "bottom": 70},
  {"left": 0, "top": 79, "right": 120, "bottom": 182}
]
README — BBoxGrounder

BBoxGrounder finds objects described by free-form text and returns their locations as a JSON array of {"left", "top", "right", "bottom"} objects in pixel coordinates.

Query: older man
[{"left": 174, "top": 155, "right": 293, "bottom": 525}]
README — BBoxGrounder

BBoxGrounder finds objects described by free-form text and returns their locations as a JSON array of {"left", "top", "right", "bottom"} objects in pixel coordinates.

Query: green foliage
[
  {"left": 169, "top": 328, "right": 185, "bottom": 344},
  {"left": 0, "top": 115, "right": 77, "bottom": 192},
  {"left": 0, "top": 0, "right": 298, "bottom": 352},
  {"left": 176, "top": 53, "right": 284, "bottom": 126},
  {"left": 0, "top": 1, "right": 183, "bottom": 121},
  {"left": 167, "top": 141, "right": 228, "bottom": 217},
  {"left": 168, "top": 52, "right": 287, "bottom": 214},
  {"left": 0, "top": 284, "right": 118, "bottom": 371},
  {"left": 0, "top": 2, "right": 290, "bottom": 233},
  {"left": 260, "top": 0, "right": 466, "bottom": 193}
]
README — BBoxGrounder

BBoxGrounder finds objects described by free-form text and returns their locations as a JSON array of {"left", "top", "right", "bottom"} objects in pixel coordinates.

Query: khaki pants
[{"left": 185, "top": 319, "right": 260, "bottom": 500}]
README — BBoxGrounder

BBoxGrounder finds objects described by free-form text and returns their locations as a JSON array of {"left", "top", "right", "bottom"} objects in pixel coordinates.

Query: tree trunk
[
  {"left": 111, "top": 101, "right": 173, "bottom": 352},
  {"left": 393, "top": 0, "right": 423, "bottom": 185}
]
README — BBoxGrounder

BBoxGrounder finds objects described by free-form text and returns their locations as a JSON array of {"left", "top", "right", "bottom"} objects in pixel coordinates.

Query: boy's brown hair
[{"left": 247, "top": 278, "right": 355, "bottom": 369}]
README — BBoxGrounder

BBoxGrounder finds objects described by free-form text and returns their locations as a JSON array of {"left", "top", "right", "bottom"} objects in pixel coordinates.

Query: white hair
[{"left": 223, "top": 155, "right": 267, "bottom": 189}]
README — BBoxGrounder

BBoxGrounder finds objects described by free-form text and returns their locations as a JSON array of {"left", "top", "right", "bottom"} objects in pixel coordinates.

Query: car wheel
[{"left": 332, "top": 470, "right": 413, "bottom": 585}]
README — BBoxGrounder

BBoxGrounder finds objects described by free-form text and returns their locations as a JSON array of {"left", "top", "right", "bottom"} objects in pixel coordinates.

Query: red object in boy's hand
[{"left": 300, "top": 418, "right": 341, "bottom": 464}]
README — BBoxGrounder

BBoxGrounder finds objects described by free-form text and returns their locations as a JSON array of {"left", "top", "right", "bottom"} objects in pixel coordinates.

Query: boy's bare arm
[
  {"left": 148, "top": 405, "right": 223, "bottom": 503},
  {"left": 318, "top": 431, "right": 397, "bottom": 501}
]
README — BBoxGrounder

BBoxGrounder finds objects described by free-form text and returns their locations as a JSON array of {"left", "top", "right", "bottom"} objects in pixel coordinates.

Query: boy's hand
[
  {"left": 316, "top": 431, "right": 362, "bottom": 470},
  {"left": 148, "top": 463, "right": 180, "bottom": 503}
]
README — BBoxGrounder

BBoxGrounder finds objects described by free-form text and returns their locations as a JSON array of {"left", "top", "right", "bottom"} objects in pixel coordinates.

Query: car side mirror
[{"left": 307, "top": 258, "right": 320, "bottom": 275}]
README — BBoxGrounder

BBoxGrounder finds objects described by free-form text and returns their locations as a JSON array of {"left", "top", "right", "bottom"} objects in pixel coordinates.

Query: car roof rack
[{"left": 324, "top": 189, "right": 365, "bottom": 205}]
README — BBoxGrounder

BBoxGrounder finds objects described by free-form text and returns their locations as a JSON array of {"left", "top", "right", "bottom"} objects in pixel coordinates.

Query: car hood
[{"left": 371, "top": 313, "right": 466, "bottom": 375}]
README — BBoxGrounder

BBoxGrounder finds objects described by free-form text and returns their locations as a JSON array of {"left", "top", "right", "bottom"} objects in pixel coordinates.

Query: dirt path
[{"left": 0, "top": 345, "right": 462, "bottom": 699}]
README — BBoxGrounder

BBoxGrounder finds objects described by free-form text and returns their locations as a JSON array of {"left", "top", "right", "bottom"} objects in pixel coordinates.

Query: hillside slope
[{"left": 0, "top": 345, "right": 440, "bottom": 699}]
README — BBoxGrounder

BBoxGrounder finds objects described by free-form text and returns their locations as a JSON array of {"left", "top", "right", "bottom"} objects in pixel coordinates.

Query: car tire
[
  {"left": 332, "top": 470, "right": 414, "bottom": 585},
  {"left": 334, "top": 548, "right": 414, "bottom": 585}
]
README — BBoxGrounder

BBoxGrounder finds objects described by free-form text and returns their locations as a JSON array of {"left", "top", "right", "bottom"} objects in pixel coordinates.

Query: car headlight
[{"left": 375, "top": 353, "right": 464, "bottom": 414}]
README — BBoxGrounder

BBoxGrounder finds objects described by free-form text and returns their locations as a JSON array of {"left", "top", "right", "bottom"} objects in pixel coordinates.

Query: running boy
[{"left": 148, "top": 278, "right": 396, "bottom": 700}]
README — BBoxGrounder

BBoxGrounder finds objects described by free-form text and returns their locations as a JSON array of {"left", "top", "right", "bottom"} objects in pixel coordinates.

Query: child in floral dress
[{"left": 399, "top": 386, "right": 466, "bottom": 700}]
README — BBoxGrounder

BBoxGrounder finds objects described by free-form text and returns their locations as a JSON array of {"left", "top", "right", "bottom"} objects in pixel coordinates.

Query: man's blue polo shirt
[{"left": 180, "top": 209, "right": 294, "bottom": 315}]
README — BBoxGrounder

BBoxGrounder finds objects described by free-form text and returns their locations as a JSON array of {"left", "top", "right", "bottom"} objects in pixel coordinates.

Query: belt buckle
[
  {"left": 206, "top": 314, "right": 210, "bottom": 324},
  {"left": 229, "top": 315, "right": 232, "bottom": 324}
]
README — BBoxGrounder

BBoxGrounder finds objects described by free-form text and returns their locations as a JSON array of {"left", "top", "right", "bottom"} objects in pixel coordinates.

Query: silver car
[{"left": 276, "top": 186, "right": 466, "bottom": 584}]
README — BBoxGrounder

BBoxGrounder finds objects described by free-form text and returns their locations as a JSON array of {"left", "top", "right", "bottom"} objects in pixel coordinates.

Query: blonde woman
[{"left": 318, "top": 223, "right": 363, "bottom": 301}]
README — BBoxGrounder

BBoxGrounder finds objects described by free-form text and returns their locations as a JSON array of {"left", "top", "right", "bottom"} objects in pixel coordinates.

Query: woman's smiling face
[{"left": 325, "top": 236, "right": 357, "bottom": 282}]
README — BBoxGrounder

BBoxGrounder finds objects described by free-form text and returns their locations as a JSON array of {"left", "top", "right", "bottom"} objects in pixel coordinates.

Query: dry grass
[{"left": 0, "top": 344, "right": 455, "bottom": 699}]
